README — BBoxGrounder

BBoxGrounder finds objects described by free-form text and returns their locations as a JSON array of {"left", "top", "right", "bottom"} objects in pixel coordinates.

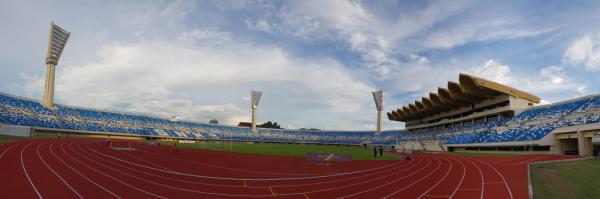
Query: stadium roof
[{"left": 387, "top": 73, "right": 540, "bottom": 122}]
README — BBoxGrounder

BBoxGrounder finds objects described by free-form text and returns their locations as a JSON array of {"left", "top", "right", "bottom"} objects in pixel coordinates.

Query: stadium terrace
[{"left": 1, "top": 72, "right": 600, "bottom": 155}]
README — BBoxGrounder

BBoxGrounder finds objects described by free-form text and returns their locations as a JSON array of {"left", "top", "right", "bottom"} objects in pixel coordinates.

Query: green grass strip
[{"left": 531, "top": 159, "right": 600, "bottom": 199}]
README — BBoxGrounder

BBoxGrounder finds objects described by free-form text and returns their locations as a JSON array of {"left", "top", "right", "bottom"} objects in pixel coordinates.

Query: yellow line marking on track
[
  {"left": 303, "top": 193, "right": 310, "bottom": 199},
  {"left": 458, "top": 188, "right": 481, "bottom": 191},
  {"left": 425, "top": 195, "right": 450, "bottom": 198},
  {"left": 269, "top": 186, "right": 276, "bottom": 195}
]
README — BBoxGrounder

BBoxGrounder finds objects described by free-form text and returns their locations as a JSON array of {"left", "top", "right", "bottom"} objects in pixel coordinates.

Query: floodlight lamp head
[
  {"left": 372, "top": 90, "right": 383, "bottom": 111},
  {"left": 251, "top": 90, "right": 262, "bottom": 108},
  {"left": 46, "top": 22, "right": 70, "bottom": 65}
]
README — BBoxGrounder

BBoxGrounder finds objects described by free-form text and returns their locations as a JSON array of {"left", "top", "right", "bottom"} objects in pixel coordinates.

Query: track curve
[{"left": 0, "top": 139, "right": 576, "bottom": 199}]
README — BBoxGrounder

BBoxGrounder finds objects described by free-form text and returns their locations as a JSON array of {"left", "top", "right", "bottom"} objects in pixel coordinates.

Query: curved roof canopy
[{"left": 387, "top": 73, "right": 540, "bottom": 122}]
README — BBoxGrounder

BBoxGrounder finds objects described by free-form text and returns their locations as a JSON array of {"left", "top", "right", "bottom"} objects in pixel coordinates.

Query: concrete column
[
  {"left": 577, "top": 130, "right": 585, "bottom": 156},
  {"left": 552, "top": 136, "right": 563, "bottom": 155},
  {"left": 376, "top": 110, "right": 382, "bottom": 135},
  {"left": 43, "top": 64, "right": 56, "bottom": 107},
  {"left": 251, "top": 107, "right": 257, "bottom": 133}
]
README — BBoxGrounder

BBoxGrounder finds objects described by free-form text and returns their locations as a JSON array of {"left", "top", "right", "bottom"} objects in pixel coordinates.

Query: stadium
[{"left": 2, "top": 2, "right": 600, "bottom": 199}]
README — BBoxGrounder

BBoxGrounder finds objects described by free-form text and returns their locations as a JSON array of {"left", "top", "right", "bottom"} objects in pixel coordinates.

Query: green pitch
[
  {"left": 172, "top": 141, "right": 400, "bottom": 160},
  {"left": 531, "top": 159, "right": 600, "bottom": 199}
]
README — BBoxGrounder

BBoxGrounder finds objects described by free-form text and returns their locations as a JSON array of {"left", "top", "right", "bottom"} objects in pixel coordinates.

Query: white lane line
[
  {"left": 21, "top": 142, "right": 43, "bottom": 199},
  {"left": 86, "top": 140, "right": 415, "bottom": 190},
  {"left": 449, "top": 157, "right": 467, "bottom": 199},
  {"left": 0, "top": 141, "right": 20, "bottom": 159},
  {"left": 74, "top": 142, "right": 275, "bottom": 198},
  {"left": 510, "top": 155, "right": 548, "bottom": 166},
  {"left": 339, "top": 158, "right": 435, "bottom": 198},
  {"left": 85, "top": 141, "right": 404, "bottom": 181},
  {"left": 115, "top": 150, "right": 176, "bottom": 172},
  {"left": 136, "top": 149, "right": 316, "bottom": 176},
  {"left": 468, "top": 159, "right": 485, "bottom": 199},
  {"left": 293, "top": 158, "right": 425, "bottom": 195},
  {"left": 60, "top": 142, "right": 166, "bottom": 199},
  {"left": 471, "top": 158, "right": 513, "bottom": 199},
  {"left": 417, "top": 158, "right": 455, "bottom": 199},
  {"left": 81, "top": 141, "right": 427, "bottom": 197},
  {"left": 110, "top": 140, "right": 319, "bottom": 176},
  {"left": 36, "top": 142, "right": 84, "bottom": 199},
  {"left": 50, "top": 142, "right": 121, "bottom": 199},
  {"left": 381, "top": 159, "right": 445, "bottom": 199}
]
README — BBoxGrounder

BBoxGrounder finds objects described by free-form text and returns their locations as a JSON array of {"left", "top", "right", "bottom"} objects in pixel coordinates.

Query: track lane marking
[
  {"left": 115, "top": 149, "right": 176, "bottom": 172},
  {"left": 303, "top": 193, "right": 310, "bottom": 199},
  {"left": 21, "top": 142, "right": 43, "bottom": 199},
  {"left": 36, "top": 142, "right": 83, "bottom": 199},
  {"left": 82, "top": 139, "right": 426, "bottom": 197},
  {"left": 449, "top": 157, "right": 467, "bottom": 199},
  {"left": 425, "top": 195, "right": 450, "bottom": 198},
  {"left": 382, "top": 158, "right": 447, "bottom": 199},
  {"left": 60, "top": 142, "right": 166, "bottom": 199},
  {"left": 458, "top": 188, "right": 481, "bottom": 191},
  {"left": 86, "top": 141, "right": 404, "bottom": 181},
  {"left": 467, "top": 159, "right": 484, "bottom": 199},
  {"left": 417, "top": 158, "right": 455, "bottom": 199},
  {"left": 0, "top": 141, "right": 21, "bottom": 159},
  {"left": 50, "top": 142, "right": 121, "bottom": 199},
  {"left": 268, "top": 186, "right": 276, "bottom": 195},
  {"left": 470, "top": 158, "right": 514, "bottom": 199},
  {"left": 338, "top": 158, "right": 434, "bottom": 198},
  {"left": 74, "top": 141, "right": 279, "bottom": 198}
]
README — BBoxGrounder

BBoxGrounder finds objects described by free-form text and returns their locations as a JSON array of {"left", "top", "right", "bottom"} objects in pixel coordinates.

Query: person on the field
[
  {"left": 379, "top": 146, "right": 383, "bottom": 157},
  {"left": 373, "top": 147, "right": 377, "bottom": 157}
]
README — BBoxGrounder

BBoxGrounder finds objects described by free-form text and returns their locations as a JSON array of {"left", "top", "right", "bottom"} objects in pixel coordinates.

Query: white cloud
[
  {"left": 563, "top": 34, "right": 600, "bottom": 70},
  {"left": 473, "top": 59, "right": 513, "bottom": 84},
  {"left": 241, "top": 0, "right": 553, "bottom": 82},
  {"left": 470, "top": 60, "right": 588, "bottom": 100},
  {"left": 245, "top": 19, "right": 273, "bottom": 33},
  {"left": 22, "top": 29, "right": 373, "bottom": 128},
  {"left": 421, "top": 19, "right": 554, "bottom": 49}
]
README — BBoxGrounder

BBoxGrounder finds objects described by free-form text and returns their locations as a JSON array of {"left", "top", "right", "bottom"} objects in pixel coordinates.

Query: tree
[{"left": 257, "top": 121, "right": 281, "bottom": 129}]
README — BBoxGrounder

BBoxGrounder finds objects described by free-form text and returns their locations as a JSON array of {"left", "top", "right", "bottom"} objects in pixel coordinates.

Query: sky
[{"left": 1, "top": 0, "right": 600, "bottom": 130}]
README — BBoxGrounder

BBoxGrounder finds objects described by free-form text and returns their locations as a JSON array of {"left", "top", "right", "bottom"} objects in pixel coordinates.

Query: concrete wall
[
  {"left": 422, "top": 141, "right": 444, "bottom": 151},
  {"left": 0, "top": 124, "right": 32, "bottom": 137},
  {"left": 398, "top": 142, "right": 424, "bottom": 151}
]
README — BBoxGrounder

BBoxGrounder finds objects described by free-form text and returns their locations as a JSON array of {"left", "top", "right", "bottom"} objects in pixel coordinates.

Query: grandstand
[
  {"left": 1, "top": 72, "right": 600, "bottom": 155},
  {"left": 387, "top": 74, "right": 600, "bottom": 155},
  {"left": 1, "top": 83, "right": 600, "bottom": 156}
]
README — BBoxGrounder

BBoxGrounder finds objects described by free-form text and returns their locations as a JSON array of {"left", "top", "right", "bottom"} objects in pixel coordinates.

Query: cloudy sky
[{"left": 1, "top": 0, "right": 600, "bottom": 130}]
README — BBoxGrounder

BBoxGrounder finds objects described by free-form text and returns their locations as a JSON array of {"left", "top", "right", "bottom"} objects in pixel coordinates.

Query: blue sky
[{"left": 1, "top": 0, "right": 600, "bottom": 130}]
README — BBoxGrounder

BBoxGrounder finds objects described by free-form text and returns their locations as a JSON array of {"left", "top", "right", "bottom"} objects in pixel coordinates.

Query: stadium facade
[{"left": 0, "top": 74, "right": 599, "bottom": 156}]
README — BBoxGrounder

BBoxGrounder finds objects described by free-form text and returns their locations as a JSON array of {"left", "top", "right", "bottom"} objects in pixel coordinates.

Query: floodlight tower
[
  {"left": 372, "top": 90, "right": 383, "bottom": 136},
  {"left": 43, "top": 22, "right": 70, "bottom": 108},
  {"left": 250, "top": 90, "right": 262, "bottom": 133}
]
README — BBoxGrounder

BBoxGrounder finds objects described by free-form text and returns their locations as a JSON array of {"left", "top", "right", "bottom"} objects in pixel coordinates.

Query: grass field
[
  {"left": 531, "top": 159, "right": 600, "bottom": 199},
  {"left": 0, "top": 135, "right": 25, "bottom": 144},
  {"left": 165, "top": 141, "right": 401, "bottom": 160}
]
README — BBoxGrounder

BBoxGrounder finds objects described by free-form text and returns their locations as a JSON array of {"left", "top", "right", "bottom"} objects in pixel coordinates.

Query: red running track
[{"left": 0, "top": 139, "right": 576, "bottom": 199}]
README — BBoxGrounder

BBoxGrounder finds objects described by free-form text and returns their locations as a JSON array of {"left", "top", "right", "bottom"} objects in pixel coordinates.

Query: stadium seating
[{"left": 1, "top": 92, "right": 600, "bottom": 145}]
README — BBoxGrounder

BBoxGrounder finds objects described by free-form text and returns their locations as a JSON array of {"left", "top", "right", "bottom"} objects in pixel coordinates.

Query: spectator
[{"left": 373, "top": 147, "right": 377, "bottom": 158}]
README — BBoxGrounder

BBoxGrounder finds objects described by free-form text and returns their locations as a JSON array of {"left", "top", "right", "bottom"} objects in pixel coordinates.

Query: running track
[{"left": 0, "top": 139, "right": 576, "bottom": 199}]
